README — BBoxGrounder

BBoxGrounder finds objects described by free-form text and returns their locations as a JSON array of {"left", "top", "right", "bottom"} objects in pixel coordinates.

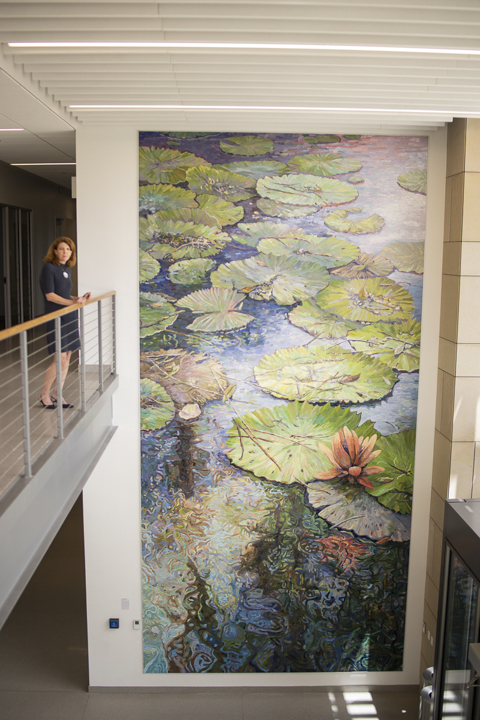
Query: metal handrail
[{"left": 0, "top": 291, "right": 117, "bottom": 501}]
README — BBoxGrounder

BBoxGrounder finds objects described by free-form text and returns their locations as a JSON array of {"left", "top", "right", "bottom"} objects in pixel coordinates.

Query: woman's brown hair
[{"left": 43, "top": 237, "right": 77, "bottom": 267}]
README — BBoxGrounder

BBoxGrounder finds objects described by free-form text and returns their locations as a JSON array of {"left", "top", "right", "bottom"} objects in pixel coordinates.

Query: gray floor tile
[
  {"left": 0, "top": 691, "right": 88, "bottom": 720},
  {"left": 83, "top": 691, "right": 244, "bottom": 720},
  {"left": 243, "top": 690, "right": 330, "bottom": 720},
  {"left": 370, "top": 690, "right": 420, "bottom": 719}
]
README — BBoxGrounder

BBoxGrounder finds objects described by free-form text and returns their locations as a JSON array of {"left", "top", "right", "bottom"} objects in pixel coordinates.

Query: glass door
[
  {"left": 1, "top": 205, "right": 33, "bottom": 328},
  {"left": 436, "top": 548, "right": 480, "bottom": 720}
]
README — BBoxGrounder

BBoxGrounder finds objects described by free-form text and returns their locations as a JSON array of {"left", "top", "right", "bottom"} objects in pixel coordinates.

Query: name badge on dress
[{"left": 63, "top": 271, "right": 68, "bottom": 278}]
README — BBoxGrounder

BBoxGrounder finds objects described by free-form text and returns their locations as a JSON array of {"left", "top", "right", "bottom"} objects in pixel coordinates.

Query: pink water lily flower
[{"left": 315, "top": 426, "right": 384, "bottom": 490}]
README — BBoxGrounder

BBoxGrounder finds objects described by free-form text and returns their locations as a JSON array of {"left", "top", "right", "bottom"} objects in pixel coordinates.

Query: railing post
[
  {"left": 19, "top": 330, "right": 32, "bottom": 478},
  {"left": 98, "top": 299, "right": 103, "bottom": 393},
  {"left": 80, "top": 305, "right": 86, "bottom": 412},
  {"left": 55, "top": 316, "right": 64, "bottom": 440},
  {"left": 112, "top": 294, "right": 117, "bottom": 376}
]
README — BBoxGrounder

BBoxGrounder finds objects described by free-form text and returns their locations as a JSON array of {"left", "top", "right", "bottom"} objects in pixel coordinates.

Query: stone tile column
[{"left": 422, "top": 118, "right": 480, "bottom": 672}]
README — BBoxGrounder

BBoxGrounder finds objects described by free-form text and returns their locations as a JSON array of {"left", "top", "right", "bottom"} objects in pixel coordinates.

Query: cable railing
[{"left": 0, "top": 292, "right": 116, "bottom": 502}]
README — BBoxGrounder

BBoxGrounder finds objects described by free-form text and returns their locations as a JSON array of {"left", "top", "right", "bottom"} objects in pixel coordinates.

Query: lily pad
[
  {"left": 164, "top": 131, "right": 218, "bottom": 138},
  {"left": 304, "top": 135, "right": 341, "bottom": 144},
  {"left": 139, "top": 218, "right": 230, "bottom": 260},
  {"left": 178, "top": 403, "right": 202, "bottom": 420},
  {"left": 315, "top": 277, "right": 414, "bottom": 323},
  {"left": 257, "top": 174, "right": 358, "bottom": 207},
  {"left": 225, "top": 401, "right": 374, "bottom": 485},
  {"left": 288, "top": 153, "right": 362, "bottom": 177},
  {"left": 140, "top": 379, "right": 175, "bottom": 430},
  {"left": 257, "top": 198, "right": 319, "bottom": 218},
  {"left": 288, "top": 299, "right": 360, "bottom": 339},
  {"left": 348, "top": 176, "right": 364, "bottom": 184},
  {"left": 177, "top": 287, "right": 255, "bottom": 332},
  {"left": 139, "top": 292, "right": 179, "bottom": 337},
  {"left": 254, "top": 345, "right": 397, "bottom": 404},
  {"left": 220, "top": 135, "right": 274, "bottom": 156},
  {"left": 347, "top": 318, "right": 421, "bottom": 372},
  {"left": 366, "top": 430, "right": 415, "bottom": 514},
  {"left": 140, "top": 348, "right": 229, "bottom": 407},
  {"left": 307, "top": 479, "right": 410, "bottom": 542},
  {"left": 211, "top": 253, "right": 329, "bottom": 305},
  {"left": 139, "top": 147, "right": 208, "bottom": 185},
  {"left": 186, "top": 166, "right": 256, "bottom": 202},
  {"left": 139, "top": 183, "right": 197, "bottom": 215},
  {"left": 154, "top": 194, "right": 244, "bottom": 229},
  {"left": 379, "top": 241, "right": 424, "bottom": 274},
  {"left": 330, "top": 252, "right": 394, "bottom": 279},
  {"left": 397, "top": 170, "right": 427, "bottom": 195},
  {"left": 234, "top": 221, "right": 296, "bottom": 247},
  {"left": 343, "top": 135, "right": 361, "bottom": 140},
  {"left": 216, "top": 160, "right": 289, "bottom": 179},
  {"left": 257, "top": 233, "right": 360, "bottom": 269},
  {"left": 139, "top": 250, "right": 160, "bottom": 283},
  {"left": 168, "top": 258, "right": 215, "bottom": 285},
  {"left": 324, "top": 209, "right": 385, "bottom": 234}
]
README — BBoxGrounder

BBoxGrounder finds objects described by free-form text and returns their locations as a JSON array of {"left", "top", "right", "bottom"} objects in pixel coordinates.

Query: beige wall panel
[
  {"left": 462, "top": 173, "right": 480, "bottom": 242},
  {"left": 448, "top": 441, "right": 475, "bottom": 498},
  {"left": 443, "top": 241, "right": 462, "bottom": 276},
  {"left": 451, "top": 377, "right": 480, "bottom": 441},
  {"left": 438, "top": 338, "right": 457, "bottom": 375},
  {"left": 472, "top": 443, "right": 480, "bottom": 498},
  {"left": 440, "top": 371, "right": 455, "bottom": 438},
  {"left": 457, "top": 276, "right": 480, "bottom": 344},
  {"left": 432, "top": 430, "right": 451, "bottom": 499},
  {"left": 460, "top": 242, "right": 480, "bottom": 276},
  {"left": 430, "top": 488, "right": 445, "bottom": 530},
  {"left": 455, "top": 344, "right": 480, "bottom": 376},
  {"left": 449, "top": 173, "right": 465, "bottom": 244},
  {"left": 443, "top": 175, "right": 452, "bottom": 243},
  {"left": 439, "top": 274, "right": 460, "bottom": 342},
  {"left": 424, "top": 573, "right": 440, "bottom": 616},
  {"left": 465, "top": 119, "right": 480, "bottom": 172},
  {"left": 446, "top": 118, "right": 466, "bottom": 178}
]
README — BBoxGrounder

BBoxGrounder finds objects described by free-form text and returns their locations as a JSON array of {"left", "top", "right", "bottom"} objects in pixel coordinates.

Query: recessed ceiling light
[
  {"left": 67, "top": 104, "right": 465, "bottom": 116},
  {"left": 11, "top": 162, "right": 76, "bottom": 166},
  {"left": 0, "top": 128, "right": 24, "bottom": 132},
  {"left": 7, "top": 41, "right": 480, "bottom": 56}
]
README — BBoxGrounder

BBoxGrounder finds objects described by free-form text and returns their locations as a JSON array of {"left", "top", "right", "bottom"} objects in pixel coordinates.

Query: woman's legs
[{"left": 41, "top": 351, "right": 72, "bottom": 404}]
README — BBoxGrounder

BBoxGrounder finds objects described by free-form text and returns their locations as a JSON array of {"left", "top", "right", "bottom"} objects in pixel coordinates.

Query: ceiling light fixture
[
  {"left": 8, "top": 41, "right": 480, "bottom": 56},
  {"left": 67, "top": 104, "right": 467, "bottom": 116},
  {"left": 11, "top": 162, "right": 76, "bottom": 166},
  {"left": 0, "top": 128, "right": 24, "bottom": 131}
]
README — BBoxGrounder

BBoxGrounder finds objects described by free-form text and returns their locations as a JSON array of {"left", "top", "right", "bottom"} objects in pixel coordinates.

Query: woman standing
[{"left": 39, "top": 237, "right": 91, "bottom": 409}]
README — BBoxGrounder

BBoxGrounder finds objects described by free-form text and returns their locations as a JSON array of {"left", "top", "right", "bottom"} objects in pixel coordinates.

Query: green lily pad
[
  {"left": 211, "top": 253, "right": 329, "bottom": 305},
  {"left": 348, "top": 176, "right": 364, "bottom": 184},
  {"left": 177, "top": 287, "right": 255, "bottom": 332},
  {"left": 254, "top": 345, "right": 397, "bottom": 404},
  {"left": 307, "top": 479, "right": 410, "bottom": 542},
  {"left": 330, "top": 252, "right": 394, "bottom": 279},
  {"left": 379, "top": 241, "right": 424, "bottom": 274},
  {"left": 315, "top": 277, "right": 414, "bottom": 323},
  {"left": 234, "top": 221, "right": 296, "bottom": 247},
  {"left": 139, "top": 292, "right": 179, "bottom": 337},
  {"left": 304, "top": 135, "right": 341, "bottom": 144},
  {"left": 168, "top": 258, "right": 215, "bottom": 285},
  {"left": 347, "top": 318, "right": 421, "bottom": 372},
  {"left": 397, "top": 169, "right": 427, "bottom": 195},
  {"left": 366, "top": 430, "right": 415, "bottom": 514},
  {"left": 288, "top": 299, "right": 360, "bottom": 338},
  {"left": 153, "top": 194, "right": 244, "bottom": 228},
  {"left": 343, "top": 135, "right": 361, "bottom": 140},
  {"left": 257, "top": 174, "right": 358, "bottom": 207},
  {"left": 288, "top": 153, "right": 362, "bottom": 177},
  {"left": 139, "top": 251, "right": 160, "bottom": 283},
  {"left": 139, "top": 147, "right": 208, "bottom": 185},
  {"left": 216, "top": 160, "right": 289, "bottom": 179},
  {"left": 257, "top": 233, "right": 360, "bottom": 269},
  {"left": 139, "top": 184, "right": 197, "bottom": 215},
  {"left": 139, "top": 218, "right": 230, "bottom": 260},
  {"left": 186, "top": 166, "right": 256, "bottom": 202},
  {"left": 257, "top": 198, "right": 319, "bottom": 218},
  {"left": 324, "top": 209, "right": 385, "bottom": 234},
  {"left": 140, "top": 348, "right": 229, "bottom": 407},
  {"left": 163, "top": 131, "right": 218, "bottom": 138},
  {"left": 220, "top": 135, "right": 274, "bottom": 156},
  {"left": 140, "top": 379, "right": 175, "bottom": 431},
  {"left": 226, "top": 401, "right": 374, "bottom": 485}
]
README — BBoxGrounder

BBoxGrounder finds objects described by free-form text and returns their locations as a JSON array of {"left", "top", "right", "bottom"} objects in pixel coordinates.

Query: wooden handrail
[{"left": 0, "top": 291, "right": 116, "bottom": 342}]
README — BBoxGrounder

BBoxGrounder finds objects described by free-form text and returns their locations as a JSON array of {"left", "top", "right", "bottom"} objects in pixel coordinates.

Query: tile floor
[{"left": 0, "top": 501, "right": 422, "bottom": 720}]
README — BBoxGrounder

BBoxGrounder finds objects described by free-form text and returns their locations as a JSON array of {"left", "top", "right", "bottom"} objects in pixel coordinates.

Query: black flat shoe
[
  {"left": 52, "top": 397, "right": 74, "bottom": 409},
  {"left": 39, "top": 396, "right": 55, "bottom": 409}
]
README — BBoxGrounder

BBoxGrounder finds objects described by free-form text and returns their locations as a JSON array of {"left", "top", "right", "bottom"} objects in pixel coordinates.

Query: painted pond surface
[{"left": 139, "top": 132, "right": 427, "bottom": 673}]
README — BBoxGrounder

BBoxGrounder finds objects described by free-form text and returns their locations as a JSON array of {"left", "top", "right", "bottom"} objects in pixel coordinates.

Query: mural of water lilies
[{"left": 139, "top": 132, "right": 427, "bottom": 675}]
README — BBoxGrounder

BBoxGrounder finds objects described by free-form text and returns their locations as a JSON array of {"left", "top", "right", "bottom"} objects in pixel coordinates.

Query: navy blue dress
[{"left": 40, "top": 262, "right": 81, "bottom": 354}]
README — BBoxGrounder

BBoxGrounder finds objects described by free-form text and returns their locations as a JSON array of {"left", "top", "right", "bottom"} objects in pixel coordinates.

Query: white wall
[{"left": 77, "top": 125, "right": 446, "bottom": 689}]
